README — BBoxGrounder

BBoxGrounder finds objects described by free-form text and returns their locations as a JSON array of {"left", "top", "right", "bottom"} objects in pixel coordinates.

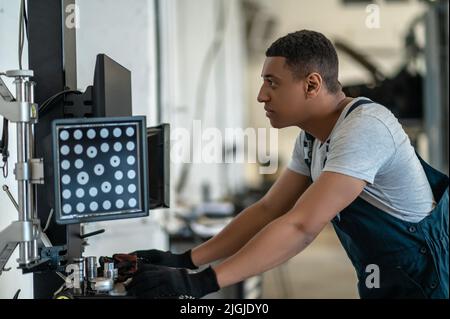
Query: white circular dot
[
  {"left": 75, "top": 188, "right": 85, "bottom": 198},
  {"left": 60, "top": 130, "right": 69, "bottom": 141},
  {"left": 114, "top": 171, "right": 123, "bottom": 180},
  {"left": 60, "top": 145, "right": 70, "bottom": 156},
  {"left": 90, "top": 202, "right": 98, "bottom": 211},
  {"left": 126, "top": 142, "right": 135, "bottom": 151},
  {"left": 74, "top": 130, "right": 83, "bottom": 140},
  {"left": 128, "top": 198, "right": 137, "bottom": 208},
  {"left": 75, "top": 159, "right": 84, "bottom": 169},
  {"left": 116, "top": 199, "right": 124, "bottom": 209},
  {"left": 114, "top": 142, "right": 122, "bottom": 152},
  {"left": 76, "top": 203, "right": 85, "bottom": 213},
  {"left": 62, "top": 190, "right": 71, "bottom": 199},
  {"left": 94, "top": 164, "right": 105, "bottom": 176},
  {"left": 63, "top": 204, "right": 72, "bottom": 214},
  {"left": 101, "top": 182, "right": 112, "bottom": 193},
  {"left": 89, "top": 187, "right": 98, "bottom": 197},
  {"left": 115, "top": 185, "right": 124, "bottom": 195},
  {"left": 126, "top": 127, "right": 135, "bottom": 137},
  {"left": 77, "top": 172, "right": 89, "bottom": 185},
  {"left": 62, "top": 175, "right": 71, "bottom": 185},
  {"left": 61, "top": 160, "right": 70, "bottom": 170},
  {"left": 87, "top": 146, "right": 97, "bottom": 158},
  {"left": 87, "top": 129, "right": 96, "bottom": 139},
  {"left": 74, "top": 144, "right": 83, "bottom": 155},
  {"left": 103, "top": 201, "right": 111, "bottom": 210},
  {"left": 127, "top": 156, "right": 136, "bottom": 165},
  {"left": 100, "top": 128, "right": 109, "bottom": 138},
  {"left": 110, "top": 156, "right": 120, "bottom": 167},
  {"left": 113, "top": 128, "right": 122, "bottom": 138},
  {"left": 101, "top": 143, "right": 110, "bottom": 153},
  {"left": 128, "top": 184, "right": 136, "bottom": 193},
  {"left": 127, "top": 170, "right": 136, "bottom": 179}
]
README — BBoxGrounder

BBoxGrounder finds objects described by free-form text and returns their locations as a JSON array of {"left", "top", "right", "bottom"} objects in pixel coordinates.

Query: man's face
[{"left": 257, "top": 57, "right": 309, "bottom": 128}]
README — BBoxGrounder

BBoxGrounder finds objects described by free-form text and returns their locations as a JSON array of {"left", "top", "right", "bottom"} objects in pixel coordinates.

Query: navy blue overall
[{"left": 304, "top": 99, "right": 449, "bottom": 299}]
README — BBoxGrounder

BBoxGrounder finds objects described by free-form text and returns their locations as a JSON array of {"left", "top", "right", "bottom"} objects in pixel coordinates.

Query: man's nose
[{"left": 257, "top": 86, "right": 269, "bottom": 103}]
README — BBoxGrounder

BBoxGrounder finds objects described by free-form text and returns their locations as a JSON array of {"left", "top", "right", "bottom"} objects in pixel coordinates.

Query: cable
[
  {"left": 18, "top": 0, "right": 25, "bottom": 70},
  {"left": 13, "top": 289, "right": 21, "bottom": 299},
  {"left": 17, "top": 0, "right": 29, "bottom": 70},
  {"left": 39, "top": 90, "right": 82, "bottom": 115},
  {"left": 0, "top": 73, "right": 10, "bottom": 177},
  {"left": 43, "top": 208, "right": 54, "bottom": 233},
  {"left": 23, "top": 0, "right": 29, "bottom": 41},
  {"left": 0, "top": 118, "right": 9, "bottom": 178}
]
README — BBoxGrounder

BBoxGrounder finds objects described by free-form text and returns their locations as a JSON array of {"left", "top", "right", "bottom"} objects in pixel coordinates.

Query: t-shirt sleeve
[
  {"left": 287, "top": 131, "right": 311, "bottom": 177},
  {"left": 323, "top": 114, "right": 396, "bottom": 184}
]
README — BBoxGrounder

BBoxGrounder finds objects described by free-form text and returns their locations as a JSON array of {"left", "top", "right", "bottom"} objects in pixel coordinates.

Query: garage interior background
[{"left": 0, "top": 0, "right": 448, "bottom": 298}]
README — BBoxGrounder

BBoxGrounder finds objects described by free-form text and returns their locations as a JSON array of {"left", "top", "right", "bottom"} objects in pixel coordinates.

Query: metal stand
[{"left": 0, "top": 70, "right": 44, "bottom": 275}]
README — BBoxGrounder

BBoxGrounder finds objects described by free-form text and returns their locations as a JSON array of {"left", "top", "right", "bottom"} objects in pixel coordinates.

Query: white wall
[
  {"left": 75, "top": 0, "right": 158, "bottom": 123},
  {"left": 0, "top": 0, "right": 34, "bottom": 299},
  {"left": 159, "top": 0, "right": 247, "bottom": 204}
]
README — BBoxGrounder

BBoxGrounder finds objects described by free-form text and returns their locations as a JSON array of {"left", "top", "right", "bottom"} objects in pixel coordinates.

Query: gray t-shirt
[{"left": 288, "top": 97, "right": 435, "bottom": 223}]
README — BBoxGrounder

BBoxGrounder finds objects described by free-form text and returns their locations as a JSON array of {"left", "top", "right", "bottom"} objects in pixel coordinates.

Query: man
[{"left": 125, "top": 30, "right": 449, "bottom": 299}]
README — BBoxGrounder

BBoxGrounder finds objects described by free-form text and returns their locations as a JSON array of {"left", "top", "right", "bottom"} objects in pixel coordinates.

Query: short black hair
[{"left": 266, "top": 30, "right": 341, "bottom": 93}]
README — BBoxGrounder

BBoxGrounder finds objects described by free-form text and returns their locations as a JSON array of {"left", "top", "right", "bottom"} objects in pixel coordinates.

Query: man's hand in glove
[
  {"left": 99, "top": 254, "right": 138, "bottom": 282},
  {"left": 132, "top": 249, "right": 197, "bottom": 269},
  {"left": 125, "top": 264, "right": 220, "bottom": 299}
]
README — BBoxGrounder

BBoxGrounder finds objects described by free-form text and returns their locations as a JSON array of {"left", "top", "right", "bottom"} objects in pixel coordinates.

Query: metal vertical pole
[
  {"left": 26, "top": 81, "right": 39, "bottom": 262},
  {"left": 14, "top": 77, "right": 33, "bottom": 265}
]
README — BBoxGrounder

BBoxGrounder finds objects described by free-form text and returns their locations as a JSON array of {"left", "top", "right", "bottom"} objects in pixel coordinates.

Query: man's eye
[{"left": 266, "top": 80, "right": 276, "bottom": 87}]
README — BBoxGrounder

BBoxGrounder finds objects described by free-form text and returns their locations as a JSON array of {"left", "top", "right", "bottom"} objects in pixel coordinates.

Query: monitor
[
  {"left": 147, "top": 124, "right": 170, "bottom": 209},
  {"left": 92, "top": 54, "right": 132, "bottom": 117},
  {"left": 52, "top": 116, "right": 149, "bottom": 224}
]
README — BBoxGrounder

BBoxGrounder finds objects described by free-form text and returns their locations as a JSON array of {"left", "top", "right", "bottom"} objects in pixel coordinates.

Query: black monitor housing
[
  {"left": 63, "top": 53, "right": 132, "bottom": 118},
  {"left": 147, "top": 124, "right": 170, "bottom": 209},
  {"left": 92, "top": 54, "right": 132, "bottom": 117}
]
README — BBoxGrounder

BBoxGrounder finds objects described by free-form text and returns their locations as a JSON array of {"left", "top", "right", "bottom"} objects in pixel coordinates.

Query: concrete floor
[{"left": 261, "top": 224, "right": 359, "bottom": 299}]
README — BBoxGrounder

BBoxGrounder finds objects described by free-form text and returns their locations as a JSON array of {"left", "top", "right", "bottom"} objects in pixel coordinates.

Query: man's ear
[{"left": 305, "top": 73, "right": 322, "bottom": 98}]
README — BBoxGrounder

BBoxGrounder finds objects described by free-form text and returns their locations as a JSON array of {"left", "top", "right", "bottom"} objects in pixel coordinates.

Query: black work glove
[
  {"left": 132, "top": 249, "right": 198, "bottom": 270},
  {"left": 126, "top": 264, "right": 220, "bottom": 299}
]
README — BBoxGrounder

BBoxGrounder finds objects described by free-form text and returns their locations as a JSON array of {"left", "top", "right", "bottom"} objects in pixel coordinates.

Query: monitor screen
[{"left": 52, "top": 116, "right": 149, "bottom": 224}]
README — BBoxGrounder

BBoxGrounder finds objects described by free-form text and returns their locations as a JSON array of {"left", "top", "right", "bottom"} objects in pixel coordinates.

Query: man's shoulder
[
  {"left": 329, "top": 101, "right": 398, "bottom": 153},
  {"left": 347, "top": 100, "right": 392, "bottom": 120},
  {"left": 338, "top": 101, "right": 398, "bottom": 135}
]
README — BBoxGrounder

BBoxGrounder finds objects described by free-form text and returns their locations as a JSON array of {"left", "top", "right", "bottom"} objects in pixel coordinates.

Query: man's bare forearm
[
  {"left": 213, "top": 213, "right": 320, "bottom": 288},
  {"left": 191, "top": 201, "right": 276, "bottom": 267},
  {"left": 212, "top": 171, "right": 367, "bottom": 287}
]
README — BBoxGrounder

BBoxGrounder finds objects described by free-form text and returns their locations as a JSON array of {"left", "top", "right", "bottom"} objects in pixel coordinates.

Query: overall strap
[
  {"left": 303, "top": 98, "right": 373, "bottom": 171},
  {"left": 344, "top": 98, "right": 373, "bottom": 119},
  {"left": 303, "top": 132, "right": 315, "bottom": 169}
]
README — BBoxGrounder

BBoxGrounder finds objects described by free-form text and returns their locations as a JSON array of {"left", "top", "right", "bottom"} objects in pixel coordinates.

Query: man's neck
[{"left": 301, "top": 93, "right": 352, "bottom": 143}]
